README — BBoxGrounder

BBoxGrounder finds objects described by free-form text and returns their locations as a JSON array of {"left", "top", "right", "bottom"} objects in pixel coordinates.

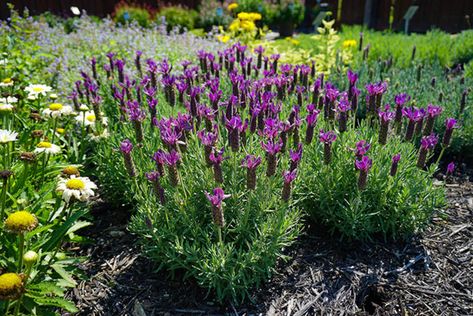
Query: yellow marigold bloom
[
  {"left": 248, "top": 12, "right": 262, "bottom": 21},
  {"left": 241, "top": 20, "right": 256, "bottom": 32},
  {"left": 62, "top": 165, "right": 80, "bottom": 176},
  {"left": 227, "top": 3, "right": 238, "bottom": 11},
  {"left": 4, "top": 211, "right": 38, "bottom": 234},
  {"left": 342, "top": 39, "right": 357, "bottom": 49},
  {"left": 0, "top": 273, "right": 24, "bottom": 300},
  {"left": 229, "top": 19, "right": 240, "bottom": 32},
  {"left": 237, "top": 12, "right": 251, "bottom": 21}
]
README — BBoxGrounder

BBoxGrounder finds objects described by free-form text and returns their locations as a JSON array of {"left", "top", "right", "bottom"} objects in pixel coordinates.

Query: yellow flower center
[
  {"left": 2, "top": 78, "right": 12, "bottom": 84},
  {"left": 32, "top": 87, "right": 44, "bottom": 92},
  {"left": 4, "top": 211, "right": 38, "bottom": 233},
  {"left": 0, "top": 273, "right": 22, "bottom": 291},
  {"left": 48, "top": 103, "right": 63, "bottom": 111},
  {"left": 66, "top": 178, "right": 85, "bottom": 190},
  {"left": 86, "top": 114, "right": 96, "bottom": 122},
  {"left": 37, "top": 141, "right": 52, "bottom": 148}
]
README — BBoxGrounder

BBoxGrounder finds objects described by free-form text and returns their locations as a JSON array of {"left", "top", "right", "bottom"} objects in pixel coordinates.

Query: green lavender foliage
[{"left": 296, "top": 123, "right": 445, "bottom": 241}]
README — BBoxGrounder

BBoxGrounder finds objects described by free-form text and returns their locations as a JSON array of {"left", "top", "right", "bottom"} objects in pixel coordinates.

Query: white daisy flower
[
  {"left": 49, "top": 93, "right": 58, "bottom": 99},
  {"left": 0, "top": 129, "right": 18, "bottom": 143},
  {"left": 0, "top": 78, "right": 13, "bottom": 87},
  {"left": 42, "top": 103, "right": 73, "bottom": 118},
  {"left": 75, "top": 111, "right": 108, "bottom": 126},
  {"left": 0, "top": 96, "right": 18, "bottom": 103},
  {"left": 25, "top": 84, "right": 52, "bottom": 96},
  {"left": 34, "top": 141, "right": 61, "bottom": 155},
  {"left": 56, "top": 175, "right": 97, "bottom": 202},
  {"left": 0, "top": 103, "right": 13, "bottom": 112},
  {"left": 27, "top": 94, "right": 38, "bottom": 101}
]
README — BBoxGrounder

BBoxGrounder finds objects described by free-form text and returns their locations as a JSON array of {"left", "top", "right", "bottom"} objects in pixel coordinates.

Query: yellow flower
[
  {"left": 217, "top": 35, "right": 231, "bottom": 43},
  {"left": 237, "top": 12, "right": 251, "bottom": 21},
  {"left": 241, "top": 20, "right": 256, "bottom": 32},
  {"left": 248, "top": 12, "right": 262, "bottom": 21},
  {"left": 56, "top": 128, "right": 65, "bottom": 134},
  {"left": 49, "top": 103, "right": 63, "bottom": 111},
  {"left": 0, "top": 273, "right": 24, "bottom": 300},
  {"left": 227, "top": 3, "right": 238, "bottom": 11},
  {"left": 286, "top": 37, "right": 300, "bottom": 45},
  {"left": 342, "top": 39, "right": 357, "bottom": 49},
  {"left": 229, "top": 19, "right": 240, "bottom": 32},
  {"left": 62, "top": 165, "right": 80, "bottom": 177},
  {"left": 4, "top": 211, "right": 38, "bottom": 234}
]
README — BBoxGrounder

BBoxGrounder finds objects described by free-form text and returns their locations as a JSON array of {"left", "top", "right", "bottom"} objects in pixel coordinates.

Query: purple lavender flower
[
  {"left": 152, "top": 149, "right": 166, "bottom": 176},
  {"left": 205, "top": 187, "right": 230, "bottom": 227},
  {"left": 442, "top": 118, "right": 457, "bottom": 147},
  {"left": 282, "top": 169, "right": 297, "bottom": 201},
  {"left": 446, "top": 162, "right": 455, "bottom": 175},
  {"left": 337, "top": 95, "right": 351, "bottom": 133},
  {"left": 390, "top": 153, "right": 401, "bottom": 176},
  {"left": 378, "top": 105, "right": 395, "bottom": 145},
  {"left": 289, "top": 143, "right": 303, "bottom": 171},
  {"left": 354, "top": 140, "right": 371, "bottom": 159},
  {"left": 120, "top": 139, "right": 135, "bottom": 177},
  {"left": 198, "top": 129, "right": 218, "bottom": 166},
  {"left": 146, "top": 171, "right": 165, "bottom": 205},
  {"left": 423, "top": 104, "right": 443, "bottom": 135},
  {"left": 225, "top": 115, "right": 243, "bottom": 152},
  {"left": 394, "top": 93, "right": 410, "bottom": 125},
  {"left": 355, "top": 156, "right": 372, "bottom": 190},
  {"left": 262, "top": 139, "right": 283, "bottom": 177},
  {"left": 163, "top": 150, "right": 180, "bottom": 186},
  {"left": 209, "top": 147, "right": 225, "bottom": 183},
  {"left": 242, "top": 155, "right": 262, "bottom": 190},
  {"left": 319, "top": 130, "right": 337, "bottom": 165},
  {"left": 417, "top": 134, "right": 438, "bottom": 168}
]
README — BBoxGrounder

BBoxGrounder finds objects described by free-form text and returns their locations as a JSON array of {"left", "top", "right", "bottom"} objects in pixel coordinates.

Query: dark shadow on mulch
[{"left": 66, "top": 179, "right": 473, "bottom": 316}]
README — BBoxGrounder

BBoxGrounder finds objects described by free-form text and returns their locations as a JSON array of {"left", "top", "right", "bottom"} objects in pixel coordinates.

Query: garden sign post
[{"left": 403, "top": 5, "right": 419, "bottom": 34}]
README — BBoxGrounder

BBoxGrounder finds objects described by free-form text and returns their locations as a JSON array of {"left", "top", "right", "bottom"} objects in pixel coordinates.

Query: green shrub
[
  {"left": 157, "top": 6, "right": 198, "bottom": 32},
  {"left": 196, "top": 1, "right": 233, "bottom": 31},
  {"left": 296, "top": 123, "right": 445, "bottom": 241},
  {"left": 113, "top": 2, "right": 152, "bottom": 28}
]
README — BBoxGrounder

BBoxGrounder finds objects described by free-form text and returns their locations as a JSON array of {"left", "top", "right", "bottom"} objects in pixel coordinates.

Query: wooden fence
[{"left": 1, "top": 0, "right": 472, "bottom": 33}]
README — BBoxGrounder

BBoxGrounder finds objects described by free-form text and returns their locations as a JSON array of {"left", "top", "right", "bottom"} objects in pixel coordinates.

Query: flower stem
[
  {"left": 435, "top": 147, "right": 446, "bottom": 166},
  {"left": 0, "top": 178, "right": 7, "bottom": 221},
  {"left": 17, "top": 233, "right": 25, "bottom": 272}
]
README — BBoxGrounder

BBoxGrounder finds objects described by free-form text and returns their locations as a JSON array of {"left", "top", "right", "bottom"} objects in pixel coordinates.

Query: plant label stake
[{"left": 403, "top": 6, "right": 419, "bottom": 34}]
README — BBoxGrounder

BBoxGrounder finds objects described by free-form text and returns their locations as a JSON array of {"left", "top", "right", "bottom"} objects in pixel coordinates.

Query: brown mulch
[{"left": 66, "top": 179, "right": 473, "bottom": 316}]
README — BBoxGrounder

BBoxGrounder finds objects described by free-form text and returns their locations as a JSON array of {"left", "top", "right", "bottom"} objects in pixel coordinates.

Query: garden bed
[{"left": 69, "top": 174, "right": 473, "bottom": 315}]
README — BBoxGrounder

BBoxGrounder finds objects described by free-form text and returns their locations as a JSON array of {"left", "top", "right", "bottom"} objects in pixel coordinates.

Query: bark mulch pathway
[{"left": 67, "top": 179, "right": 473, "bottom": 315}]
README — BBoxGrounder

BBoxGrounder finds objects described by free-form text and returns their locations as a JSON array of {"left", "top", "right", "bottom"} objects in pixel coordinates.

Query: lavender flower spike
[
  {"left": 378, "top": 105, "right": 394, "bottom": 145},
  {"left": 319, "top": 130, "right": 337, "bottom": 165},
  {"left": 355, "top": 156, "right": 372, "bottom": 190},
  {"left": 241, "top": 155, "right": 262, "bottom": 190},
  {"left": 282, "top": 170, "right": 297, "bottom": 202},
  {"left": 417, "top": 134, "right": 438, "bottom": 168},
  {"left": 120, "top": 139, "right": 136, "bottom": 177},
  {"left": 442, "top": 118, "right": 457, "bottom": 147},
  {"left": 205, "top": 187, "right": 230, "bottom": 227},
  {"left": 446, "top": 162, "right": 455, "bottom": 175},
  {"left": 390, "top": 154, "right": 401, "bottom": 176}
]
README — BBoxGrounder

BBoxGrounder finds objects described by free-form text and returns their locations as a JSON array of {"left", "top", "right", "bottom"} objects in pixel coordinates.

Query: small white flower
[
  {"left": 42, "top": 103, "right": 73, "bottom": 118},
  {"left": 27, "top": 94, "right": 38, "bottom": 101},
  {"left": 0, "top": 97, "right": 18, "bottom": 103},
  {"left": 34, "top": 141, "right": 61, "bottom": 155},
  {"left": 75, "top": 111, "right": 108, "bottom": 126},
  {"left": 0, "top": 129, "right": 18, "bottom": 143},
  {"left": 25, "top": 84, "right": 52, "bottom": 96},
  {"left": 0, "top": 59, "right": 7, "bottom": 66},
  {"left": 0, "top": 103, "right": 13, "bottom": 112},
  {"left": 49, "top": 93, "right": 58, "bottom": 99},
  {"left": 70, "top": 6, "right": 81, "bottom": 16},
  {"left": 0, "top": 78, "right": 13, "bottom": 87},
  {"left": 79, "top": 104, "right": 89, "bottom": 111},
  {"left": 56, "top": 175, "right": 97, "bottom": 202}
]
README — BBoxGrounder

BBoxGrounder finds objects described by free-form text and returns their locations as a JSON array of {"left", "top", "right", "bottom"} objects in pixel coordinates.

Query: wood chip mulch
[{"left": 66, "top": 180, "right": 473, "bottom": 316}]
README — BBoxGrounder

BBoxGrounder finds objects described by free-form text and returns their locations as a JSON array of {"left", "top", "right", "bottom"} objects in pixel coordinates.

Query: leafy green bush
[
  {"left": 157, "top": 6, "right": 198, "bottom": 32},
  {"left": 196, "top": 1, "right": 233, "bottom": 31},
  {"left": 296, "top": 123, "right": 445, "bottom": 240},
  {"left": 113, "top": 2, "right": 152, "bottom": 28}
]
